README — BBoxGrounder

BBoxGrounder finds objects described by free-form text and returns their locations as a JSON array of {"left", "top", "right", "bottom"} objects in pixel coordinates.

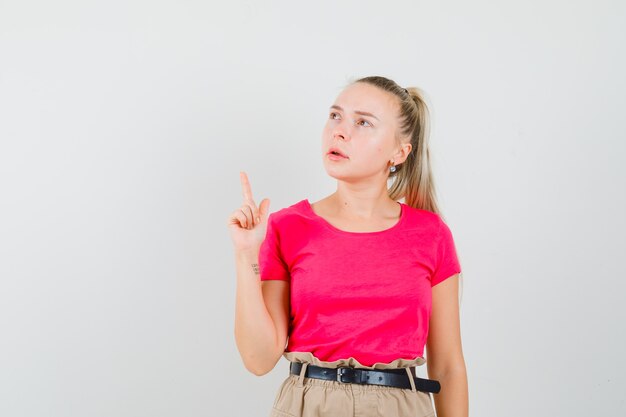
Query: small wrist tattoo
[{"left": 251, "top": 263, "right": 260, "bottom": 275}]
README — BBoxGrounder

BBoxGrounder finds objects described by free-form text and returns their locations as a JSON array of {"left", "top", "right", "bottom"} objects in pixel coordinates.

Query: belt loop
[
  {"left": 296, "top": 362, "right": 309, "bottom": 387},
  {"left": 405, "top": 367, "right": 417, "bottom": 392}
]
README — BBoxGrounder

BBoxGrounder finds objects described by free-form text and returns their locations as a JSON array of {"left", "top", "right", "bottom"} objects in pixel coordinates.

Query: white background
[{"left": 1, "top": 1, "right": 624, "bottom": 416}]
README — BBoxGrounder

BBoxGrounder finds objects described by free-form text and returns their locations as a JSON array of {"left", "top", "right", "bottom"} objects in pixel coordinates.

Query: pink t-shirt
[{"left": 259, "top": 198, "right": 461, "bottom": 367}]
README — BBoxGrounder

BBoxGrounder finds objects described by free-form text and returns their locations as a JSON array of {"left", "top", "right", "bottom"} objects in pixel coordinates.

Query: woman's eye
[
  {"left": 357, "top": 119, "right": 371, "bottom": 127},
  {"left": 329, "top": 112, "right": 340, "bottom": 120}
]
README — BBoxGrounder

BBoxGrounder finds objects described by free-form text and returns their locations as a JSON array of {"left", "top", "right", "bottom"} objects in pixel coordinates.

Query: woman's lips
[
  {"left": 327, "top": 148, "right": 349, "bottom": 158},
  {"left": 327, "top": 153, "right": 348, "bottom": 160}
]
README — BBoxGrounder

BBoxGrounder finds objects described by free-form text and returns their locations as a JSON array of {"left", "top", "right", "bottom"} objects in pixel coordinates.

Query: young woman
[{"left": 229, "top": 75, "right": 468, "bottom": 417}]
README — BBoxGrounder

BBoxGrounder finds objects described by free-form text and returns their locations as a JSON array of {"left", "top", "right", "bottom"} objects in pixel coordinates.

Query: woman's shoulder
[
  {"left": 400, "top": 203, "right": 450, "bottom": 239},
  {"left": 401, "top": 203, "right": 443, "bottom": 225},
  {"left": 267, "top": 198, "right": 310, "bottom": 223}
]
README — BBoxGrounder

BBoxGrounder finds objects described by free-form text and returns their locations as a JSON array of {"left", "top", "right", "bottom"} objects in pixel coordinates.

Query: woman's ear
[{"left": 394, "top": 142, "right": 412, "bottom": 165}]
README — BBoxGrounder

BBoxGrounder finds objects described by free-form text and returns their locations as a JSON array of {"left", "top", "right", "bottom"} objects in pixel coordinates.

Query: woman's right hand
[{"left": 227, "top": 171, "right": 271, "bottom": 252}]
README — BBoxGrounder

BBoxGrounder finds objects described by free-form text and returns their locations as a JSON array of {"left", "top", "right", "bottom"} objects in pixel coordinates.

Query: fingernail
[{"left": 256, "top": 217, "right": 260, "bottom": 223}]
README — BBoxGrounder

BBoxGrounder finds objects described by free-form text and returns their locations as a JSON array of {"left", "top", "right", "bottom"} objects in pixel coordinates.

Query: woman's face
[{"left": 322, "top": 82, "right": 404, "bottom": 182}]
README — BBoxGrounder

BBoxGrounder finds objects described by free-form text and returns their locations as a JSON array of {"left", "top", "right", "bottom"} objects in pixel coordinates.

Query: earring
[{"left": 389, "top": 160, "right": 396, "bottom": 173}]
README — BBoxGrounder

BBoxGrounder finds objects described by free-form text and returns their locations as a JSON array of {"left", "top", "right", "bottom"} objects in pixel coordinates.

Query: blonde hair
[
  {"left": 350, "top": 75, "right": 464, "bottom": 303},
  {"left": 350, "top": 76, "right": 439, "bottom": 213}
]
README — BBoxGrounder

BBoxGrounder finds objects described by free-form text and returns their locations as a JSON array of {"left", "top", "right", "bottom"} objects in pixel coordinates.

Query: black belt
[{"left": 289, "top": 362, "right": 441, "bottom": 393}]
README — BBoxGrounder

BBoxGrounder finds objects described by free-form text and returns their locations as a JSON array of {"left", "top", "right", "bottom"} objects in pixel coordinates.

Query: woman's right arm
[
  {"left": 229, "top": 171, "right": 289, "bottom": 376},
  {"left": 234, "top": 247, "right": 289, "bottom": 376}
]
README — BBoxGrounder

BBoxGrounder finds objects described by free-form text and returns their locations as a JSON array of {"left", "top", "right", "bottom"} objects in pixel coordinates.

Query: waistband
[{"left": 289, "top": 361, "right": 441, "bottom": 394}]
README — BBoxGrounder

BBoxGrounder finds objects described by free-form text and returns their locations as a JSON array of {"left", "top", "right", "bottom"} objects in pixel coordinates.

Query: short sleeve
[
  {"left": 431, "top": 219, "right": 462, "bottom": 287},
  {"left": 258, "top": 213, "right": 290, "bottom": 281}
]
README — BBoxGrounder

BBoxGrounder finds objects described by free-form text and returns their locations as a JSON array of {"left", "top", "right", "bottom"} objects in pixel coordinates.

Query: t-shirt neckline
[{"left": 303, "top": 198, "right": 405, "bottom": 236}]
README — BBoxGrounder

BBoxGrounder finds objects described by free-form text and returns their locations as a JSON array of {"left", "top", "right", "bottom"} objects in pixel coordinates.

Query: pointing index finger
[{"left": 240, "top": 171, "right": 255, "bottom": 203}]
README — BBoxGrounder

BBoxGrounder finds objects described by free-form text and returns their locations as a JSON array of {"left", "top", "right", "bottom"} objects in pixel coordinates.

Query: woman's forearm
[
  {"left": 431, "top": 364, "right": 469, "bottom": 417},
  {"left": 233, "top": 247, "right": 281, "bottom": 375}
]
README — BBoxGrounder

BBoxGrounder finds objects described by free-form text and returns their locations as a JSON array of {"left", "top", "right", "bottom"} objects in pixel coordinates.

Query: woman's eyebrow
[{"left": 329, "top": 105, "right": 379, "bottom": 121}]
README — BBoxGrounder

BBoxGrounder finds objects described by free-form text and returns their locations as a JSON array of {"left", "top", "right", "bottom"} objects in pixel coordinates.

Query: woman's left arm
[{"left": 425, "top": 273, "right": 469, "bottom": 417}]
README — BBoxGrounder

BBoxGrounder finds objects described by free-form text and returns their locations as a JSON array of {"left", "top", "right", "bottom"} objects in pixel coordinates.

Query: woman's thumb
[{"left": 259, "top": 198, "right": 270, "bottom": 220}]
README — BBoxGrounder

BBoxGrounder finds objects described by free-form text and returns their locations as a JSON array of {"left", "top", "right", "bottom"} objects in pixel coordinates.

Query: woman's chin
[{"left": 322, "top": 168, "right": 355, "bottom": 181}]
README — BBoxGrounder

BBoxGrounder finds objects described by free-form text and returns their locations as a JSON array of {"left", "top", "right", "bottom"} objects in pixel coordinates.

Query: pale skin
[{"left": 228, "top": 82, "right": 468, "bottom": 417}]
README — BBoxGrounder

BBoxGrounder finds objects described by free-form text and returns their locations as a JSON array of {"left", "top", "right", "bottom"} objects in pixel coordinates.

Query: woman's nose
[{"left": 332, "top": 120, "right": 350, "bottom": 140}]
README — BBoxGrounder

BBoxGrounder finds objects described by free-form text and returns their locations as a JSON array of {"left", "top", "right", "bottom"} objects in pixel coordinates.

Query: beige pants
[{"left": 269, "top": 351, "right": 435, "bottom": 417}]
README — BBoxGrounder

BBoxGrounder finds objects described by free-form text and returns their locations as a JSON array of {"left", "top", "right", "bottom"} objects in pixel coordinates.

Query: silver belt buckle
[
  {"left": 336, "top": 367, "right": 347, "bottom": 383},
  {"left": 336, "top": 367, "right": 356, "bottom": 383}
]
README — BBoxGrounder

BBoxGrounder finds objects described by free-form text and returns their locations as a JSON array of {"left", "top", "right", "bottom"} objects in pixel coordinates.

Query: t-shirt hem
[
  {"left": 282, "top": 350, "right": 426, "bottom": 369},
  {"left": 431, "top": 268, "right": 462, "bottom": 287}
]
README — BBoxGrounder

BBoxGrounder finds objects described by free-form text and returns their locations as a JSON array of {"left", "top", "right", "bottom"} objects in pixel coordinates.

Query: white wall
[{"left": 1, "top": 1, "right": 624, "bottom": 416}]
